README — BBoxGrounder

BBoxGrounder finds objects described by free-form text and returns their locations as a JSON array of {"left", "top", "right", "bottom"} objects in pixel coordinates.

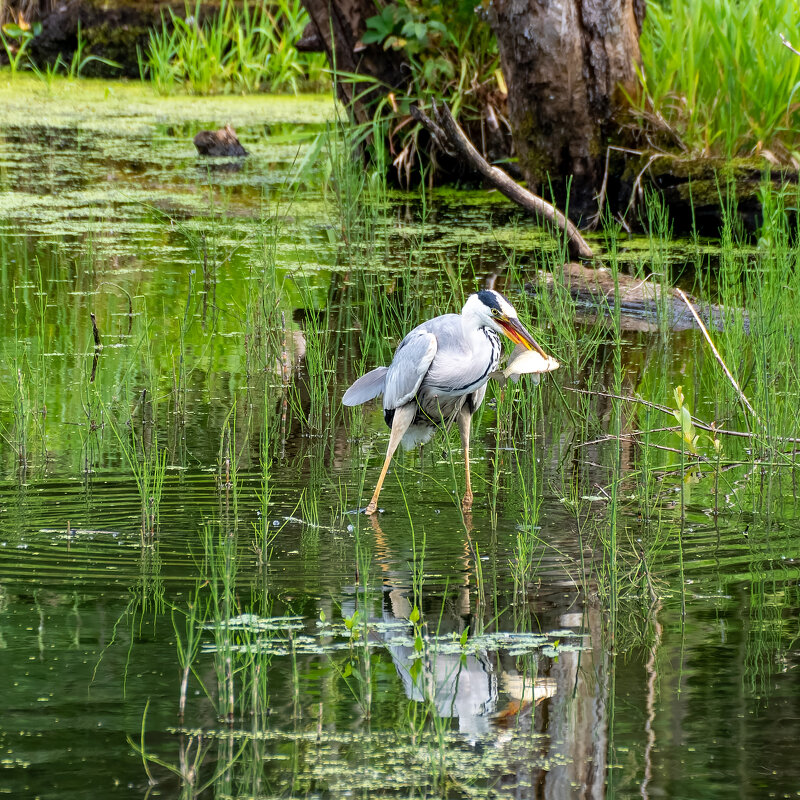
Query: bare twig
[
  {"left": 566, "top": 387, "right": 699, "bottom": 424},
  {"left": 589, "top": 145, "right": 643, "bottom": 229},
  {"left": 575, "top": 426, "right": 682, "bottom": 448},
  {"left": 675, "top": 288, "right": 760, "bottom": 426},
  {"left": 780, "top": 33, "right": 800, "bottom": 57},
  {"left": 412, "top": 101, "right": 594, "bottom": 261},
  {"left": 622, "top": 152, "right": 673, "bottom": 223}
]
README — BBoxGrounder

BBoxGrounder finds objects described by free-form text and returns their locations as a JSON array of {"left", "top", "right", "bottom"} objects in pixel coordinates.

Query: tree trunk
[
  {"left": 487, "top": 0, "right": 645, "bottom": 223},
  {"left": 300, "top": 0, "right": 406, "bottom": 126}
]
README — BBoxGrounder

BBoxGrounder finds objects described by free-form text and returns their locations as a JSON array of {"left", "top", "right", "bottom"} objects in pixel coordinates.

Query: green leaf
[
  {"left": 679, "top": 405, "right": 693, "bottom": 438},
  {"left": 2, "top": 23, "right": 26, "bottom": 38},
  {"left": 361, "top": 29, "right": 384, "bottom": 45},
  {"left": 409, "top": 605, "right": 419, "bottom": 623}
]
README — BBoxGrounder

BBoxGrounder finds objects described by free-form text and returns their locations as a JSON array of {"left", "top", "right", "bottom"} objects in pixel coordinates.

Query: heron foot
[
  {"left": 461, "top": 493, "right": 473, "bottom": 512},
  {"left": 365, "top": 501, "right": 378, "bottom": 515}
]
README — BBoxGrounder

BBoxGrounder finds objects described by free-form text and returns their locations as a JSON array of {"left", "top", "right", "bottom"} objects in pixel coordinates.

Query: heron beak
[{"left": 500, "top": 317, "right": 548, "bottom": 358}]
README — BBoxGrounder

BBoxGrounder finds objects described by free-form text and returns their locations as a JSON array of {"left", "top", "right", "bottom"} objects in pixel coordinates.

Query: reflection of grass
[
  {"left": 109, "top": 413, "right": 168, "bottom": 540},
  {"left": 2, "top": 283, "right": 44, "bottom": 472}
]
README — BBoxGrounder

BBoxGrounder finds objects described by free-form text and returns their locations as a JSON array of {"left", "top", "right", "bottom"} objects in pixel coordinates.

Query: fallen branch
[{"left": 411, "top": 102, "right": 594, "bottom": 262}]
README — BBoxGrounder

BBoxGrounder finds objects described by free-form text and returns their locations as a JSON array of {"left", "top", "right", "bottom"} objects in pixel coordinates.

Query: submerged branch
[{"left": 411, "top": 102, "right": 594, "bottom": 262}]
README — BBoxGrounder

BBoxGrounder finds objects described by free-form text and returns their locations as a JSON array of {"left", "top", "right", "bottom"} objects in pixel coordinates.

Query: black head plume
[{"left": 477, "top": 289, "right": 503, "bottom": 312}]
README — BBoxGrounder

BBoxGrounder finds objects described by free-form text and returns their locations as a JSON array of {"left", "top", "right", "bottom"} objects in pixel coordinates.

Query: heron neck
[{"left": 460, "top": 309, "right": 495, "bottom": 349}]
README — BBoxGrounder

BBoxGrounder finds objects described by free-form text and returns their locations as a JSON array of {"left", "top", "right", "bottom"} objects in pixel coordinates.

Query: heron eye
[{"left": 491, "top": 308, "right": 500, "bottom": 316}]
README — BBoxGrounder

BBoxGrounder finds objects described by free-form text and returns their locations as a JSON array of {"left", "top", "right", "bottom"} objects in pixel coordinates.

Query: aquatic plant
[
  {"left": 201, "top": 519, "right": 239, "bottom": 721},
  {"left": 286, "top": 276, "right": 338, "bottom": 435},
  {"left": 253, "top": 390, "right": 277, "bottom": 568},
  {"left": 509, "top": 448, "right": 542, "bottom": 601},
  {"left": 2, "top": 283, "right": 46, "bottom": 471},
  {"left": 321, "top": 113, "right": 391, "bottom": 267}
]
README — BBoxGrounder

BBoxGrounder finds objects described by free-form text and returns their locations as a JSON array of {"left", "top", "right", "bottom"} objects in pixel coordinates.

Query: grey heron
[{"left": 342, "top": 289, "right": 548, "bottom": 515}]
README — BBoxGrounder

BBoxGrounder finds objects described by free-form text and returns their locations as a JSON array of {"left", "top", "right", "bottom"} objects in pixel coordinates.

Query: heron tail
[{"left": 342, "top": 366, "right": 389, "bottom": 406}]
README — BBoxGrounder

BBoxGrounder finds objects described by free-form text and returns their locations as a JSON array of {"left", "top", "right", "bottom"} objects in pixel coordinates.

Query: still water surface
[{"left": 1, "top": 77, "right": 799, "bottom": 799}]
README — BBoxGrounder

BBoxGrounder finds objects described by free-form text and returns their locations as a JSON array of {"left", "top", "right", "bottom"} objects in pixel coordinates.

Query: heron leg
[
  {"left": 365, "top": 404, "right": 415, "bottom": 515},
  {"left": 457, "top": 406, "right": 474, "bottom": 512}
]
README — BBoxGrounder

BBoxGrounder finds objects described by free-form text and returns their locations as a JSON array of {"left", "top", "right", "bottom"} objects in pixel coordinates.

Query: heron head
[{"left": 469, "top": 289, "right": 548, "bottom": 357}]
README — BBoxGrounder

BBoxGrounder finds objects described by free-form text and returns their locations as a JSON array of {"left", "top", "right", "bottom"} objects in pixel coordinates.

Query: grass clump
[
  {"left": 139, "top": 0, "right": 329, "bottom": 95},
  {"left": 637, "top": 0, "right": 800, "bottom": 160}
]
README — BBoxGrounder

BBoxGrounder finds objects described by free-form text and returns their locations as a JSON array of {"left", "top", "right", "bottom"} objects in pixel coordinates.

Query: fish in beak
[{"left": 498, "top": 316, "right": 548, "bottom": 358}]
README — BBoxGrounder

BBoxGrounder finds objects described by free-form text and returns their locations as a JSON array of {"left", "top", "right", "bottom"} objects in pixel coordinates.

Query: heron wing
[
  {"left": 342, "top": 366, "right": 389, "bottom": 406},
  {"left": 383, "top": 329, "right": 438, "bottom": 409}
]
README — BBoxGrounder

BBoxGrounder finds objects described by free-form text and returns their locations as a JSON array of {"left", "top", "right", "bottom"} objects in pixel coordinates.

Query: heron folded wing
[
  {"left": 383, "top": 330, "right": 437, "bottom": 409},
  {"left": 342, "top": 366, "right": 389, "bottom": 406}
]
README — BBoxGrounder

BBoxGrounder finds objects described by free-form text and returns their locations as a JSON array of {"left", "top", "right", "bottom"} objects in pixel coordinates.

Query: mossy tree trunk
[{"left": 487, "top": 0, "right": 645, "bottom": 222}]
